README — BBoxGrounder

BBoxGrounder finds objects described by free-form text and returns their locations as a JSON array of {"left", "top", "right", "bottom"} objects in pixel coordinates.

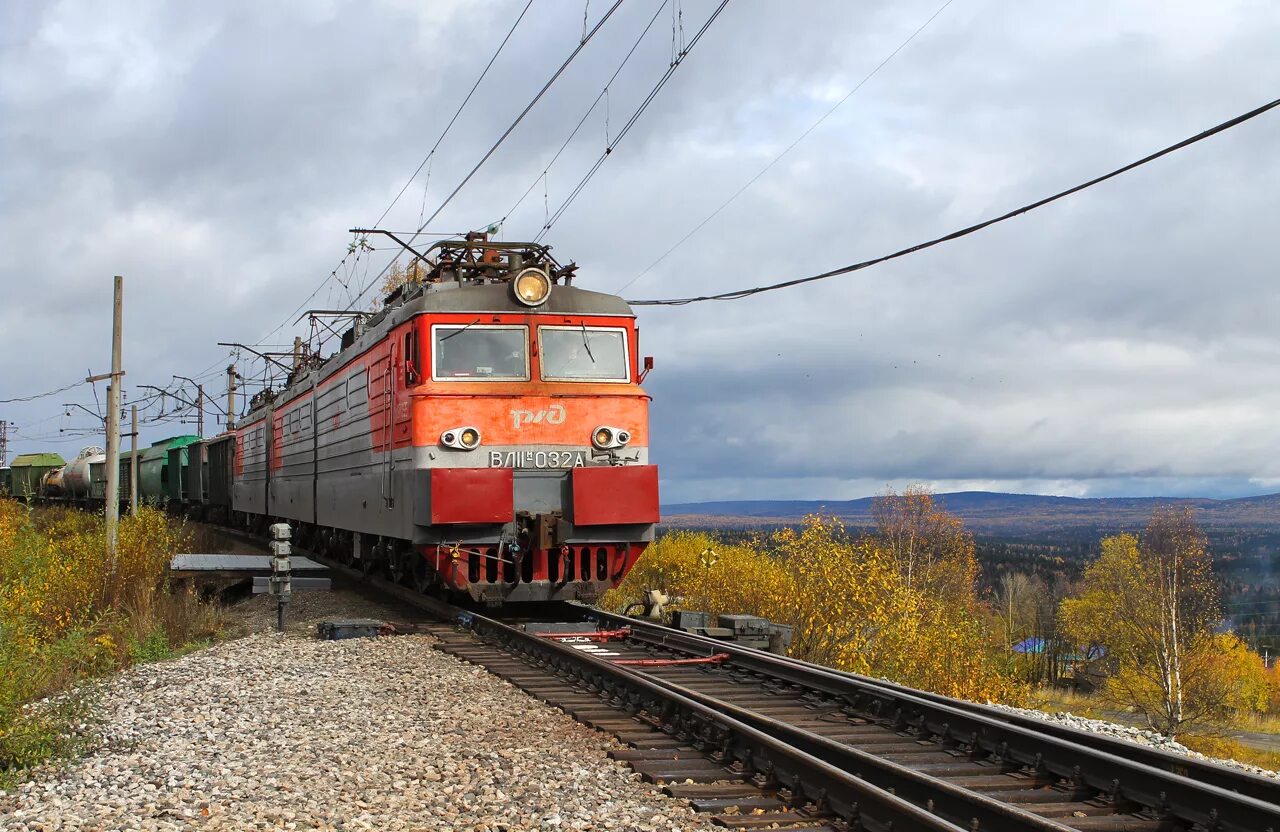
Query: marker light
[
  {"left": 512, "top": 267, "right": 552, "bottom": 306},
  {"left": 441, "top": 426, "right": 482, "bottom": 450}
]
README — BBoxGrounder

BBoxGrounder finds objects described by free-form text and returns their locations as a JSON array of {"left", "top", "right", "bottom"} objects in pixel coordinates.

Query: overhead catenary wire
[
  {"left": 0, "top": 380, "right": 87, "bottom": 404},
  {"left": 629, "top": 94, "right": 1280, "bottom": 306},
  {"left": 371, "top": 0, "right": 536, "bottom": 231},
  {"left": 614, "top": 0, "right": 956, "bottom": 295},
  {"left": 242, "top": 3, "right": 539, "bottom": 355},
  {"left": 413, "top": 0, "right": 628, "bottom": 237},
  {"left": 533, "top": 0, "right": 732, "bottom": 243},
  {"left": 342, "top": 0, "right": 629, "bottom": 313},
  {"left": 500, "top": 0, "right": 673, "bottom": 229}
]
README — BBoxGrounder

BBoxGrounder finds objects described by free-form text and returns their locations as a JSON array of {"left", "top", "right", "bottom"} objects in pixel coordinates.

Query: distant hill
[{"left": 661, "top": 490, "right": 1280, "bottom": 536}]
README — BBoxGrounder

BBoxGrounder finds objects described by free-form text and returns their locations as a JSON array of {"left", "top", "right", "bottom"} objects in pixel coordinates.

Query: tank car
[
  {"left": 40, "top": 466, "right": 66, "bottom": 498},
  {"left": 227, "top": 235, "right": 659, "bottom": 604},
  {"left": 62, "top": 447, "right": 107, "bottom": 500}
]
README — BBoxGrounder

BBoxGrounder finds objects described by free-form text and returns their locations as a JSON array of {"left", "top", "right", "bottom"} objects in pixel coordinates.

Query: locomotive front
[{"left": 402, "top": 242, "right": 658, "bottom": 603}]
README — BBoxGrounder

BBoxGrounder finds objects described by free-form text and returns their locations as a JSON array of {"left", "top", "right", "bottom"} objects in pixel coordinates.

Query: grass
[
  {"left": 0, "top": 500, "right": 223, "bottom": 783},
  {"left": 1030, "top": 687, "right": 1114, "bottom": 720}
]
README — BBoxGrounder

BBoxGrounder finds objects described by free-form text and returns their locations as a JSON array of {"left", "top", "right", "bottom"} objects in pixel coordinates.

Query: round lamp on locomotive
[{"left": 512, "top": 267, "right": 552, "bottom": 306}]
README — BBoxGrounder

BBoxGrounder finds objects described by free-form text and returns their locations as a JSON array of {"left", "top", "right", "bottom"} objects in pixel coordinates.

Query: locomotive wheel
[
  {"left": 386, "top": 545, "right": 407, "bottom": 585},
  {"left": 411, "top": 556, "right": 435, "bottom": 594},
  {"left": 360, "top": 539, "right": 380, "bottom": 576}
]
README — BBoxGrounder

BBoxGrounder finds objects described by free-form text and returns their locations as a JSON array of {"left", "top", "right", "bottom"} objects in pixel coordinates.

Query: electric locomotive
[{"left": 222, "top": 235, "right": 658, "bottom": 604}]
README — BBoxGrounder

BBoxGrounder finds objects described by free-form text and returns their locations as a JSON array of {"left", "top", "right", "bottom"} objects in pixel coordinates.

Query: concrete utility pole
[
  {"left": 0, "top": 419, "right": 8, "bottom": 468},
  {"left": 129, "top": 404, "right": 138, "bottom": 516},
  {"left": 226, "top": 364, "right": 237, "bottom": 429},
  {"left": 102, "top": 275, "right": 124, "bottom": 556},
  {"left": 172, "top": 375, "right": 207, "bottom": 438}
]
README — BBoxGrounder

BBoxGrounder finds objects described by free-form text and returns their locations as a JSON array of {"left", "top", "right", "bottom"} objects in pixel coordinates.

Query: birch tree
[
  {"left": 873, "top": 485, "right": 977, "bottom": 602},
  {"left": 1060, "top": 507, "right": 1236, "bottom": 736}
]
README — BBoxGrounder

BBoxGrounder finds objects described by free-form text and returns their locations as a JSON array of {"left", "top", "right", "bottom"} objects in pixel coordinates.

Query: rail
[{"left": 586, "top": 608, "right": 1280, "bottom": 831}]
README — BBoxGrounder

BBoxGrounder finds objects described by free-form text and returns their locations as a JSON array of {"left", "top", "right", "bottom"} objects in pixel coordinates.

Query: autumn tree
[
  {"left": 373, "top": 258, "right": 431, "bottom": 310},
  {"left": 1060, "top": 507, "right": 1262, "bottom": 736},
  {"left": 773, "top": 516, "right": 917, "bottom": 673},
  {"left": 873, "top": 485, "right": 978, "bottom": 603},
  {"left": 993, "top": 571, "right": 1040, "bottom": 650}
]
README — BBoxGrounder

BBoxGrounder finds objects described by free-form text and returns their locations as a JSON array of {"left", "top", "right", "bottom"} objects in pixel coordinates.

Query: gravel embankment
[
  {"left": 1, "top": 624, "right": 718, "bottom": 831},
  {"left": 987, "top": 702, "right": 1280, "bottom": 779}
]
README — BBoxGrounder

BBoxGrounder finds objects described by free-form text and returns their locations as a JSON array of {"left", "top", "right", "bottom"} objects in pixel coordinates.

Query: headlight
[
  {"left": 441, "top": 426, "right": 482, "bottom": 450},
  {"left": 592, "top": 425, "right": 630, "bottom": 450},
  {"left": 512, "top": 267, "right": 552, "bottom": 306}
]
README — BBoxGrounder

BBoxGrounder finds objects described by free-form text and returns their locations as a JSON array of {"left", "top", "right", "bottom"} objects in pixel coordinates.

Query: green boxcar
[
  {"left": 9, "top": 453, "right": 66, "bottom": 499},
  {"left": 0, "top": 467, "right": 10, "bottom": 494},
  {"left": 135, "top": 436, "right": 201, "bottom": 503}
]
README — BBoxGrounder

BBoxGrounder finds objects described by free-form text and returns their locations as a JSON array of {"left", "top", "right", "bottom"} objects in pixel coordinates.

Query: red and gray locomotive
[{"left": 206, "top": 236, "right": 659, "bottom": 604}]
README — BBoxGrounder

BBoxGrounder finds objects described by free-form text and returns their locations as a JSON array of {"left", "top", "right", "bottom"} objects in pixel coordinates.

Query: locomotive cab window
[
  {"left": 432, "top": 324, "right": 529, "bottom": 381},
  {"left": 539, "top": 326, "right": 629, "bottom": 382}
]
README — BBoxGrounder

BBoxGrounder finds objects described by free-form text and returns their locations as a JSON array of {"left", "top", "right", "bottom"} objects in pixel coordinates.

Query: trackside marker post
[{"left": 269, "top": 523, "right": 292, "bottom": 631}]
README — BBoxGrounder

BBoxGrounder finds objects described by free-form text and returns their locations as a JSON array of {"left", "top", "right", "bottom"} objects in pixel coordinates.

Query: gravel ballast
[{"left": 1, "top": 630, "right": 719, "bottom": 831}]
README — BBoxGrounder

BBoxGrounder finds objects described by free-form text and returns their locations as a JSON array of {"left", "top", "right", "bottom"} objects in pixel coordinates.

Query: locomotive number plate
[{"left": 488, "top": 450, "right": 588, "bottom": 469}]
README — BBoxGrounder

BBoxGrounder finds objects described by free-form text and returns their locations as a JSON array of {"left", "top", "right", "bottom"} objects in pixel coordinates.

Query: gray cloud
[{"left": 3, "top": 0, "right": 1279, "bottom": 505}]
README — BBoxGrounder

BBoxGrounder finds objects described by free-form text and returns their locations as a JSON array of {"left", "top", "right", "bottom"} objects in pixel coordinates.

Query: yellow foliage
[
  {"left": 0, "top": 500, "right": 222, "bottom": 777},
  {"left": 604, "top": 530, "right": 794, "bottom": 625},
  {"left": 605, "top": 512, "right": 1026, "bottom": 705},
  {"left": 873, "top": 485, "right": 978, "bottom": 603},
  {"left": 1060, "top": 508, "right": 1256, "bottom": 737}
]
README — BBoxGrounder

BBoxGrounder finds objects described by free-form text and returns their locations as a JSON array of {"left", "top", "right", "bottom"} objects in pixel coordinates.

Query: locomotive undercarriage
[{"left": 228, "top": 510, "right": 644, "bottom": 604}]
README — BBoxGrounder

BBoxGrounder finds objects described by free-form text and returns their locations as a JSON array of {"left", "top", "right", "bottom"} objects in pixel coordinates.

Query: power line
[
  {"left": 343, "top": 0, "right": 629, "bottom": 313},
  {"left": 414, "top": 0, "right": 627, "bottom": 237},
  {"left": 243, "top": 4, "right": 538, "bottom": 355},
  {"left": 630, "top": 94, "right": 1280, "bottom": 306},
  {"left": 614, "top": 0, "right": 956, "bottom": 295},
  {"left": 533, "top": 0, "right": 732, "bottom": 243},
  {"left": 372, "top": 0, "right": 536, "bottom": 231},
  {"left": 0, "top": 380, "right": 86, "bottom": 404},
  {"left": 500, "top": 0, "right": 672, "bottom": 230}
]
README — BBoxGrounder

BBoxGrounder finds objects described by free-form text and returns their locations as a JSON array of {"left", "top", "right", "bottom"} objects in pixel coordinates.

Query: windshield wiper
[
  {"left": 580, "top": 323, "right": 595, "bottom": 363},
  {"left": 441, "top": 317, "right": 482, "bottom": 341}
]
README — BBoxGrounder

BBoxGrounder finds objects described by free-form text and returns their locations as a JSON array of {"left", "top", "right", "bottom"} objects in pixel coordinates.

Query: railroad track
[
  {"left": 225, "top": 531, "right": 1280, "bottom": 831},
  {"left": 435, "top": 614, "right": 1280, "bottom": 832}
]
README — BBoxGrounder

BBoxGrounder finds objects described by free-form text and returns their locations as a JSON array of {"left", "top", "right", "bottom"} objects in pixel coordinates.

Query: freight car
[
  {"left": 136, "top": 435, "right": 201, "bottom": 505},
  {"left": 63, "top": 447, "right": 107, "bottom": 500},
  {"left": 9, "top": 453, "right": 65, "bottom": 499}
]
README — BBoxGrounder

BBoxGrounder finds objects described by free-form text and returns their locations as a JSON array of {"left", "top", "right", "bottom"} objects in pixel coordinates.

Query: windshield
[
  {"left": 433, "top": 325, "right": 528, "bottom": 380},
  {"left": 540, "top": 327, "right": 629, "bottom": 381}
]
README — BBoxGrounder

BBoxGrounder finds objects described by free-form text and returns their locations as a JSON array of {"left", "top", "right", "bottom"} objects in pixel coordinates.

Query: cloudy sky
[{"left": 2, "top": 0, "right": 1279, "bottom": 503}]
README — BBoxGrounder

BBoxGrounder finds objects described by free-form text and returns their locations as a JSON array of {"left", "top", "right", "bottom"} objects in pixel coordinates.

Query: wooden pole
[
  {"left": 196, "top": 384, "right": 204, "bottom": 438},
  {"left": 104, "top": 275, "right": 123, "bottom": 557}
]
